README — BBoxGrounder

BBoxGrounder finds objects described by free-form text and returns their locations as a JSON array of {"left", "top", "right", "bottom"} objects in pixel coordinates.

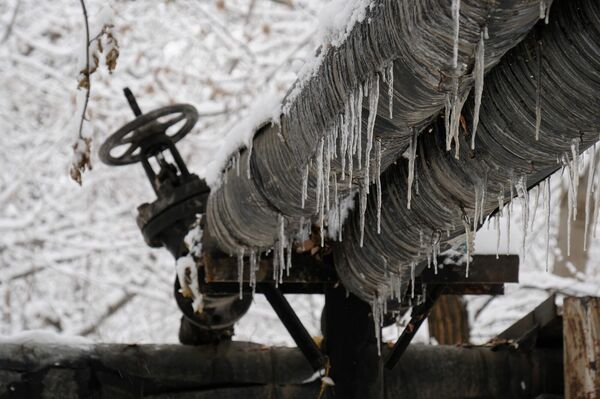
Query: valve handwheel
[{"left": 99, "top": 90, "right": 199, "bottom": 166}]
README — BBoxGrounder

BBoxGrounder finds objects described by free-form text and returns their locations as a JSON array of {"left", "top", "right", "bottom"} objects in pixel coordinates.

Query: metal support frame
[
  {"left": 262, "top": 284, "right": 327, "bottom": 373},
  {"left": 385, "top": 285, "right": 445, "bottom": 369}
]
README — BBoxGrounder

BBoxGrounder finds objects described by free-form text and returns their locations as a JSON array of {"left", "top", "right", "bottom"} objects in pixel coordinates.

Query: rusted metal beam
[
  {"left": 563, "top": 297, "right": 600, "bottom": 399},
  {"left": 420, "top": 255, "right": 519, "bottom": 284},
  {"left": 203, "top": 241, "right": 518, "bottom": 294},
  {"left": 0, "top": 341, "right": 563, "bottom": 399}
]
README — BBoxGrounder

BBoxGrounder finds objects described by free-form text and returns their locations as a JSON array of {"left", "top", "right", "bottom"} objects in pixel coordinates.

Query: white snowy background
[{"left": 1, "top": 0, "right": 599, "bottom": 345}]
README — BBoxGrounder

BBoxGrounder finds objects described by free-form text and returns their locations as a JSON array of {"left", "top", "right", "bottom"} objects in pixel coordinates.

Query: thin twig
[
  {"left": 78, "top": 0, "right": 91, "bottom": 140},
  {"left": 1, "top": 0, "right": 21, "bottom": 43}
]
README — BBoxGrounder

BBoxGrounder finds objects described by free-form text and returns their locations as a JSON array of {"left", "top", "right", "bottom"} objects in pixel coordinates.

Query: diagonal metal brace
[
  {"left": 384, "top": 285, "right": 446, "bottom": 369},
  {"left": 262, "top": 284, "right": 327, "bottom": 373}
]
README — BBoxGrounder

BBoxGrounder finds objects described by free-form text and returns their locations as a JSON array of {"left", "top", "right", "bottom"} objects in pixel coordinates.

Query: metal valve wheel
[{"left": 99, "top": 103, "right": 199, "bottom": 166}]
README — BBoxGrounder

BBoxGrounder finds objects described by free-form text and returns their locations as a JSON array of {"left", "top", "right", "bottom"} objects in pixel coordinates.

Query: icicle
[
  {"left": 479, "top": 172, "right": 488, "bottom": 225},
  {"left": 388, "top": 62, "right": 394, "bottom": 119},
  {"left": 410, "top": 261, "right": 416, "bottom": 298},
  {"left": 376, "top": 139, "right": 382, "bottom": 234},
  {"left": 407, "top": 127, "right": 418, "bottom": 209},
  {"left": 238, "top": 248, "right": 245, "bottom": 299},
  {"left": 249, "top": 249, "right": 257, "bottom": 296},
  {"left": 451, "top": 0, "right": 461, "bottom": 69},
  {"left": 473, "top": 185, "right": 480, "bottom": 232},
  {"left": 495, "top": 214, "right": 501, "bottom": 259},
  {"left": 444, "top": 93, "right": 452, "bottom": 147},
  {"left": 584, "top": 145, "right": 596, "bottom": 250},
  {"left": 246, "top": 140, "right": 253, "bottom": 179},
  {"left": 278, "top": 214, "right": 286, "bottom": 284},
  {"left": 449, "top": 88, "right": 470, "bottom": 159},
  {"left": 471, "top": 30, "right": 485, "bottom": 150},
  {"left": 301, "top": 163, "right": 309, "bottom": 209},
  {"left": 364, "top": 74, "right": 380, "bottom": 188},
  {"left": 235, "top": 152, "right": 240, "bottom": 176},
  {"left": 506, "top": 199, "right": 511, "bottom": 256},
  {"left": 356, "top": 86, "right": 364, "bottom": 171},
  {"left": 545, "top": 1, "right": 552, "bottom": 24},
  {"left": 341, "top": 100, "right": 350, "bottom": 181},
  {"left": 359, "top": 184, "right": 368, "bottom": 247},
  {"left": 545, "top": 177, "right": 551, "bottom": 271},
  {"left": 462, "top": 216, "right": 472, "bottom": 278},
  {"left": 286, "top": 237, "right": 293, "bottom": 276},
  {"left": 372, "top": 298, "right": 382, "bottom": 356},
  {"left": 324, "top": 133, "right": 332, "bottom": 214},
  {"left": 593, "top": 147, "right": 600, "bottom": 239},
  {"left": 316, "top": 139, "right": 324, "bottom": 212},
  {"left": 571, "top": 139, "right": 580, "bottom": 221},
  {"left": 535, "top": 40, "right": 543, "bottom": 141},
  {"left": 530, "top": 185, "right": 540, "bottom": 232},
  {"left": 432, "top": 231, "right": 440, "bottom": 275},
  {"left": 516, "top": 176, "right": 529, "bottom": 260},
  {"left": 539, "top": 0, "right": 546, "bottom": 20}
]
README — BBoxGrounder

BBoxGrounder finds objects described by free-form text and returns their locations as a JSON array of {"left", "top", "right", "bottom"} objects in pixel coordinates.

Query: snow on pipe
[
  {"left": 334, "top": 0, "right": 600, "bottom": 303},
  {"left": 205, "top": 0, "right": 543, "bottom": 257}
]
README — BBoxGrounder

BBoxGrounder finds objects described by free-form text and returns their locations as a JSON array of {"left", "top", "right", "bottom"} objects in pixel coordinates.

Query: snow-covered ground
[{"left": 1, "top": 0, "right": 599, "bottom": 346}]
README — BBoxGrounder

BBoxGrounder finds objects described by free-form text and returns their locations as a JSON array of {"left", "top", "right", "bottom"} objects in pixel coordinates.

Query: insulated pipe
[
  {"left": 334, "top": 0, "right": 600, "bottom": 302},
  {"left": 205, "top": 0, "right": 543, "bottom": 255}
]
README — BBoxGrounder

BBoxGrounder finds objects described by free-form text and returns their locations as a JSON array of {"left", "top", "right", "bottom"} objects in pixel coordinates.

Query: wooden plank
[
  {"left": 563, "top": 297, "right": 600, "bottom": 399},
  {"left": 428, "top": 295, "right": 470, "bottom": 345}
]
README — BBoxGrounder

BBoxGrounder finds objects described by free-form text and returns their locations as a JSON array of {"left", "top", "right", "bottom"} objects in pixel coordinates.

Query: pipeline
[
  {"left": 205, "top": 0, "right": 543, "bottom": 256},
  {"left": 334, "top": 0, "right": 600, "bottom": 302}
]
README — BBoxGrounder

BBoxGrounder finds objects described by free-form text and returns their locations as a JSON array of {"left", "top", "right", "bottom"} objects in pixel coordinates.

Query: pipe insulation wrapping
[
  {"left": 206, "top": 0, "right": 543, "bottom": 255},
  {"left": 334, "top": 0, "right": 600, "bottom": 302}
]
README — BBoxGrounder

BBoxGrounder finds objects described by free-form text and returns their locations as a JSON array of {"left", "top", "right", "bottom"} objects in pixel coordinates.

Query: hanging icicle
[
  {"left": 246, "top": 140, "right": 253, "bottom": 179},
  {"left": 584, "top": 145, "right": 596, "bottom": 250},
  {"left": 376, "top": 139, "right": 382, "bottom": 234},
  {"left": 451, "top": 0, "right": 461, "bottom": 69},
  {"left": 387, "top": 62, "right": 394, "bottom": 119},
  {"left": 471, "top": 30, "right": 485, "bottom": 150},
  {"left": 545, "top": 177, "right": 551, "bottom": 272},
  {"left": 301, "top": 163, "right": 309, "bottom": 209},
  {"left": 407, "top": 127, "right": 418, "bottom": 209},
  {"left": 237, "top": 247, "right": 245, "bottom": 299}
]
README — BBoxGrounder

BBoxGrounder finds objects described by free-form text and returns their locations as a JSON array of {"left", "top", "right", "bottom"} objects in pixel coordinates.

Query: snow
[
  {"left": 317, "top": 0, "right": 372, "bottom": 48},
  {"left": 203, "top": 90, "right": 282, "bottom": 188},
  {"left": 0, "top": 330, "right": 92, "bottom": 347}
]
